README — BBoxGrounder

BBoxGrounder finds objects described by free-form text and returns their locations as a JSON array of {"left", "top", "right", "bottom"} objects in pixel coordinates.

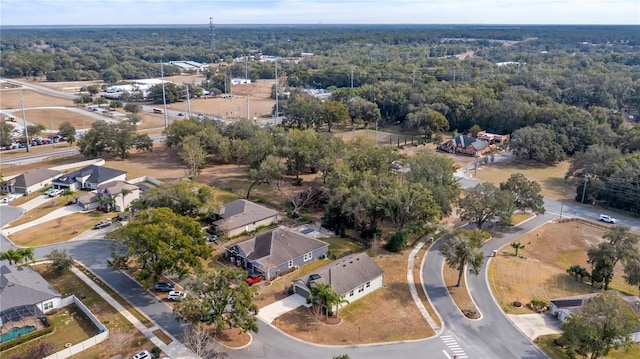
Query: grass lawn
[
  {"left": 274, "top": 250, "right": 435, "bottom": 344},
  {"left": 7, "top": 195, "right": 72, "bottom": 227},
  {"left": 8, "top": 212, "right": 114, "bottom": 246},
  {"left": 443, "top": 264, "right": 479, "bottom": 318},
  {"left": 4, "top": 265, "right": 152, "bottom": 359},
  {"left": 488, "top": 221, "right": 639, "bottom": 315},
  {"left": 474, "top": 160, "right": 573, "bottom": 200},
  {"left": 1, "top": 304, "right": 99, "bottom": 358}
]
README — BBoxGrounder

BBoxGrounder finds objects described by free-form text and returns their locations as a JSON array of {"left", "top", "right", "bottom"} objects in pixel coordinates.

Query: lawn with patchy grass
[
  {"left": 274, "top": 251, "right": 435, "bottom": 344},
  {"left": 488, "top": 221, "right": 638, "bottom": 315},
  {"left": 474, "top": 160, "right": 573, "bottom": 200},
  {"left": 8, "top": 212, "right": 114, "bottom": 246},
  {"left": 6, "top": 195, "right": 72, "bottom": 227},
  {"left": 443, "top": 264, "right": 480, "bottom": 319}
]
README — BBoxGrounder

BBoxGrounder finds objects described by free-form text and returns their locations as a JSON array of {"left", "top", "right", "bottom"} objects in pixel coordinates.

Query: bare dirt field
[
  {"left": 21, "top": 108, "right": 99, "bottom": 131},
  {"left": 274, "top": 250, "right": 435, "bottom": 345},
  {"left": 33, "top": 79, "right": 102, "bottom": 92},
  {"left": 488, "top": 220, "right": 639, "bottom": 314},
  {"left": 0, "top": 89, "right": 74, "bottom": 109}
]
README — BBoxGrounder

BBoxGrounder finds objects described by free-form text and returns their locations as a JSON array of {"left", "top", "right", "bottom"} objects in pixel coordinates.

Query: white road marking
[{"left": 440, "top": 335, "right": 469, "bottom": 359}]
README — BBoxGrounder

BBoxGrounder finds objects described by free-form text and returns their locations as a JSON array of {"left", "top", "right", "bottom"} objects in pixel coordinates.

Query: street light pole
[{"left": 19, "top": 89, "right": 30, "bottom": 153}]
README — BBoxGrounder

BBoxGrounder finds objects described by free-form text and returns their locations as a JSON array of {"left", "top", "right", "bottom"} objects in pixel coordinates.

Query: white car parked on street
[
  {"left": 599, "top": 214, "right": 617, "bottom": 224},
  {"left": 1, "top": 195, "right": 17, "bottom": 204}
]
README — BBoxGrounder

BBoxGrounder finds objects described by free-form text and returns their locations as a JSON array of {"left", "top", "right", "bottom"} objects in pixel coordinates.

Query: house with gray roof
[
  {"left": 0, "top": 264, "right": 61, "bottom": 329},
  {"left": 550, "top": 292, "right": 640, "bottom": 342},
  {"left": 52, "top": 165, "right": 126, "bottom": 191},
  {"left": 292, "top": 253, "right": 384, "bottom": 308},
  {"left": 225, "top": 226, "right": 329, "bottom": 280},
  {"left": 0, "top": 168, "right": 62, "bottom": 195},
  {"left": 213, "top": 199, "right": 279, "bottom": 237},
  {"left": 440, "top": 134, "right": 491, "bottom": 156}
]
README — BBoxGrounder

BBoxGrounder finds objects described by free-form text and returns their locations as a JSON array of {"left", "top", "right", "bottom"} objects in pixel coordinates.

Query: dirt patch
[
  {"left": 21, "top": 108, "right": 98, "bottom": 131},
  {"left": 274, "top": 251, "right": 435, "bottom": 345},
  {"left": 488, "top": 220, "right": 639, "bottom": 314},
  {"left": 0, "top": 89, "right": 75, "bottom": 109},
  {"left": 474, "top": 160, "right": 573, "bottom": 200}
]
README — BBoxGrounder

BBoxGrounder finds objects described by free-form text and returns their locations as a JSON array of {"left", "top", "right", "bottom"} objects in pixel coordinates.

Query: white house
[
  {"left": 0, "top": 264, "right": 62, "bottom": 329},
  {"left": 292, "top": 252, "right": 384, "bottom": 310}
]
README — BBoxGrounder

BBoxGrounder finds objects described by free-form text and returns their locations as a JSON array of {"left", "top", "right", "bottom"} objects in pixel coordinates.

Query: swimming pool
[{"left": 0, "top": 325, "right": 36, "bottom": 342}]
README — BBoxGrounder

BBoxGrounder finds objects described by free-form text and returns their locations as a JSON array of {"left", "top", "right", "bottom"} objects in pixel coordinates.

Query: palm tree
[
  {"left": 17, "top": 247, "right": 35, "bottom": 265},
  {"left": 0, "top": 249, "right": 23, "bottom": 265},
  {"left": 309, "top": 283, "right": 333, "bottom": 318},
  {"left": 327, "top": 291, "right": 349, "bottom": 319},
  {"left": 438, "top": 230, "right": 485, "bottom": 287},
  {"left": 99, "top": 195, "right": 116, "bottom": 212},
  {"left": 511, "top": 242, "right": 525, "bottom": 256},
  {"left": 62, "top": 189, "right": 74, "bottom": 204},
  {"left": 119, "top": 188, "right": 132, "bottom": 211}
]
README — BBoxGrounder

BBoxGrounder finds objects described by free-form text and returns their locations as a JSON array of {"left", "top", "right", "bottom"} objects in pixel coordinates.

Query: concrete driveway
[
  {"left": 507, "top": 313, "right": 562, "bottom": 340},
  {"left": 257, "top": 294, "right": 308, "bottom": 324},
  {"left": 3, "top": 204, "right": 83, "bottom": 234}
]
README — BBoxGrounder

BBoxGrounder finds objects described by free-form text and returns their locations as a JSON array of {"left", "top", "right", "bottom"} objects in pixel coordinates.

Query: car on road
[
  {"left": 246, "top": 273, "right": 263, "bottom": 286},
  {"left": 93, "top": 220, "right": 112, "bottom": 229},
  {"left": 155, "top": 282, "right": 175, "bottom": 292},
  {"left": 131, "top": 350, "right": 152, "bottom": 359},
  {"left": 177, "top": 113, "right": 184, "bottom": 117},
  {"left": 1, "top": 195, "right": 17, "bottom": 204},
  {"left": 167, "top": 290, "right": 187, "bottom": 301},
  {"left": 599, "top": 214, "right": 617, "bottom": 224},
  {"left": 207, "top": 234, "right": 218, "bottom": 243}
]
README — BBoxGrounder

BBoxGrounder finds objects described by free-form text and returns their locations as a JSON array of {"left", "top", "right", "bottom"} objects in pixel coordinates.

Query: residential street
[{"left": 2, "top": 173, "right": 640, "bottom": 358}]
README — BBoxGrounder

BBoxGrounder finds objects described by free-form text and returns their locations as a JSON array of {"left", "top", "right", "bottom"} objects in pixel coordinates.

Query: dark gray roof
[
  {"left": 234, "top": 226, "right": 328, "bottom": 270},
  {"left": 214, "top": 199, "right": 278, "bottom": 229},
  {"left": 301, "top": 253, "right": 384, "bottom": 295},
  {"left": 450, "top": 134, "right": 489, "bottom": 151},
  {"left": 54, "top": 165, "right": 125, "bottom": 185},
  {"left": 10, "top": 168, "right": 62, "bottom": 188},
  {"left": 0, "top": 264, "right": 60, "bottom": 311}
]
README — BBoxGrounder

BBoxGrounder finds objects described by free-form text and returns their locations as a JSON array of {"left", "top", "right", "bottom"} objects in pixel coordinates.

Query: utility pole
[
  {"left": 245, "top": 55, "right": 249, "bottom": 80},
  {"left": 412, "top": 68, "right": 416, "bottom": 84},
  {"left": 350, "top": 66, "right": 354, "bottom": 89},
  {"left": 581, "top": 177, "right": 589, "bottom": 204},
  {"left": 246, "top": 97, "right": 250, "bottom": 120},
  {"left": 160, "top": 62, "right": 168, "bottom": 128},
  {"left": 274, "top": 61, "right": 279, "bottom": 123},
  {"left": 185, "top": 85, "right": 192, "bottom": 119},
  {"left": 19, "top": 89, "right": 30, "bottom": 153}
]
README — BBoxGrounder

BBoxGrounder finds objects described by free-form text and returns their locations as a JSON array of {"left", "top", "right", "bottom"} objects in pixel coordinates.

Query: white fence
[
  {"left": 43, "top": 295, "right": 109, "bottom": 359},
  {"left": 50, "top": 159, "right": 105, "bottom": 172}
]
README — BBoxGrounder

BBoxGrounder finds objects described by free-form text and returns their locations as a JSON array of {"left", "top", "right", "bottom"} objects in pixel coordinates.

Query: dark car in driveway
[{"left": 155, "top": 282, "right": 176, "bottom": 292}]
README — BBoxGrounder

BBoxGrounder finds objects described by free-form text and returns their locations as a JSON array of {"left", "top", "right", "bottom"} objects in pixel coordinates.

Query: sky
[{"left": 1, "top": 0, "right": 639, "bottom": 26}]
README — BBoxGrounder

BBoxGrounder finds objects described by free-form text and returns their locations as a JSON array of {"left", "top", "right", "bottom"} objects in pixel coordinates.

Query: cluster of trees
[
  {"left": 568, "top": 226, "right": 640, "bottom": 291},
  {"left": 566, "top": 141, "right": 640, "bottom": 215},
  {"left": 459, "top": 173, "right": 545, "bottom": 230},
  {"left": 77, "top": 120, "right": 152, "bottom": 159},
  {"left": 0, "top": 247, "right": 35, "bottom": 266}
]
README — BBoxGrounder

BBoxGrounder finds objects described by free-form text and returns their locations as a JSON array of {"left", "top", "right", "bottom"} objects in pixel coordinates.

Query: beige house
[
  {"left": 0, "top": 168, "right": 62, "bottom": 195},
  {"left": 75, "top": 181, "right": 140, "bottom": 212},
  {"left": 213, "top": 199, "right": 279, "bottom": 237}
]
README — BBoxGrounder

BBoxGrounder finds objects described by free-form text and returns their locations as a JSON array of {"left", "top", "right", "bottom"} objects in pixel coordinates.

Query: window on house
[
  {"left": 288, "top": 260, "right": 293, "bottom": 268},
  {"left": 349, "top": 290, "right": 354, "bottom": 296},
  {"left": 43, "top": 301, "right": 53, "bottom": 311},
  {"left": 366, "top": 281, "right": 371, "bottom": 288},
  {"left": 303, "top": 252, "right": 312, "bottom": 262},
  {"left": 358, "top": 284, "right": 364, "bottom": 293}
]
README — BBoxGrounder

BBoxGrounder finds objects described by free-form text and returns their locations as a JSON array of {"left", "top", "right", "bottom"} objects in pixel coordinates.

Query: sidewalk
[
  {"left": 70, "top": 266, "right": 196, "bottom": 359},
  {"left": 3, "top": 205, "right": 82, "bottom": 234}
]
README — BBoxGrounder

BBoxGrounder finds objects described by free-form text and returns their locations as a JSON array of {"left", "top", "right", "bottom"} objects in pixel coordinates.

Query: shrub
[
  {"left": 528, "top": 299, "right": 550, "bottom": 312},
  {"left": 385, "top": 231, "right": 408, "bottom": 252}
]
